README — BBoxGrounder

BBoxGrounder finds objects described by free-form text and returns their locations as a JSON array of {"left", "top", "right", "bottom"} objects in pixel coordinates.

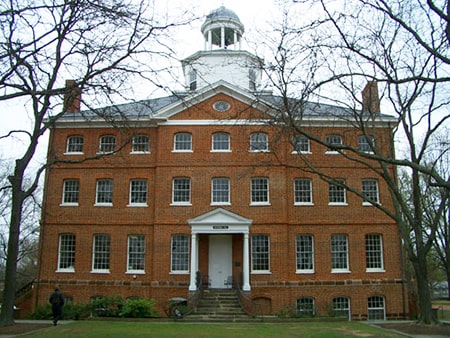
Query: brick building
[{"left": 34, "top": 6, "right": 407, "bottom": 320}]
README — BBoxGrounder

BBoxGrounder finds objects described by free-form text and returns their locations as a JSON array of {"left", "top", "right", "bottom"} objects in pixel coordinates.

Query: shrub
[
  {"left": 30, "top": 304, "right": 52, "bottom": 320},
  {"left": 119, "top": 298, "right": 158, "bottom": 318},
  {"left": 90, "top": 296, "right": 124, "bottom": 317},
  {"left": 31, "top": 303, "right": 91, "bottom": 320}
]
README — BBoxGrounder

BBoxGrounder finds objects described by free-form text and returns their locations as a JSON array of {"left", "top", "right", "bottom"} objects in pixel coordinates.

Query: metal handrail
[
  {"left": 184, "top": 271, "right": 204, "bottom": 315},
  {"left": 234, "top": 278, "right": 263, "bottom": 321}
]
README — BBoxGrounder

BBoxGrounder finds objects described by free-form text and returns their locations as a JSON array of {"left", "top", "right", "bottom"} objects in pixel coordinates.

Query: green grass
[{"left": 23, "top": 321, "right": 403, "bottom": 337}]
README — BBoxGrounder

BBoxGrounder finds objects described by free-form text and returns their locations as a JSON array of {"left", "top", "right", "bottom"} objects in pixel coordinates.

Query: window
[
  {"left": 212, "top": 133, "right": 230, "bottom": 151},
  {"left": 325, "top": 135, "right": 342, "bottom": 152},
  {"left": 66, "top": 136, "right": 83, "bottom": 153},
  {"left": 127, "top": 235, "right": 145, "bottom": 272},
  {"left": 129, "top": 180, "right": 147, "bottom": 206},
  {"left": 358, "top": 135, "right": 375, "bottom": 153},
  {"left": 99, "top": 135, "right": 116, "bottom": 153},
  {"left": 296, "top": 298, "right": 315, "bottom": 317},
  {"left": 92, "top": 234, "right": 110, "bottom": 272},
  {"left": 362, "top": 179, "right": 379, "bottom": 205},
  {"left": 171, "top": 235, "right": 189, "bottom": 272},
  {"left": 62, "top": 179, "right": 79, "bottom": 205},
  {"left": 296, "top": 235, "right": 314, "bottom": 273},
  {"left": 249, "top": 69, "right": 256, "bottom": 90},
  {"left": 333, "top": 297, "right": 351, "bottom": 320},
  {"left": 172, "top": 177, "right": 191, "bottom": 205},
  {"left": 328, "top": 180, "right": 346, "bottom": 204},
  {"left": 211, "top": 177, "right": 230, "bottom": 205},
  {"left": 294, "top": 179, "right": 312, "bottom": 204},
  {"left": 250, "top": 132, "right": 269, "bottom": 152},
  {"left": 174, "top": 133, "right": 192, "bottom": 151},
  {"left": 57, "top": 234, "right": 75, "bottom": 272},
  {"left": 368, "top": 296, "right": 386, "bottom": 320},
  {"left": 365, "top": 234, "right": 384, "bottom": 271},
  {"left": 292, "top": 135, "right": 310, "bottom": 153},
  {"left": 95, "top": 179, "right": 113, "bottom": 205},
  {"left": 251, "top": 235, "right": 270, "bottom": 272},
  {"left": 132, "top": 135, "right": 150, "bottom": 153},
  {"left": 189, "top": 70, "right": 197, "bottom": 91},
  {"left": 331, "top": 234, "right": 349, "bottom": 272},
  {"left": 251, "top": 177, "right": 269, "bottom": 205}
]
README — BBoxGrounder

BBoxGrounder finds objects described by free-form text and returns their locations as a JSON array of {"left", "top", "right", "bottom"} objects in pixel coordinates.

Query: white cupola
[{"left": 181, "top": 6, "right": 263, "bottom": 92}]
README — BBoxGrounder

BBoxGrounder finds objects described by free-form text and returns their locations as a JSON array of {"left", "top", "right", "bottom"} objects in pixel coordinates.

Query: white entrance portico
[{"left": 188, "top": 208, "right": 252, "bottom": 291}]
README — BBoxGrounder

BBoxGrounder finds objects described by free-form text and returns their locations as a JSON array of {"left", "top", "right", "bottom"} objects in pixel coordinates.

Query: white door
[{"left": 208, "top": 235, "right": 232, "bottom": 289}]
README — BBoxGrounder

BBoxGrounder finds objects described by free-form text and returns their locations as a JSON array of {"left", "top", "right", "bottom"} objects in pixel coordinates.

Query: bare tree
[
  {"left": 258, "top": 0, "right": 450, "bottom": 324},
  {"left": 0, "top": 0, "right": 190, "bottom": 326}
]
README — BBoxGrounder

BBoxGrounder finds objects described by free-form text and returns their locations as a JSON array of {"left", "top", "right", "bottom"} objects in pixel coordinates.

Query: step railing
[{"left": 233, "top": 277, "right": 263, "bottom": 321}]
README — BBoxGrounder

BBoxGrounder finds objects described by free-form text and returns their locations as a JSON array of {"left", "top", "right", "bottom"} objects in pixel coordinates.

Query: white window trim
[
  {"left": 210, "top": 149, "right": 232, "bottom": 153},
  {"left": 250, "top": 178, "right": 270, "bottom": 206},
  {"left": 60, "top": 202, "right": 79, "bottom": 207},
  {"left": 296, "top": 235, "right": 314, "bottom": 273},
  {"left": 56, "top": 234, "right": 75, "bottom": 273},
  {"left": 56, "top": 267, "right": 75, "bottom": 273},
  {"left": 296, "top": 269, "right": 315, "bottom": 274},
  {"left": 331, "top": 268, "right": 351, "bottom": 273},
  {"left": 64, "top": 151, "right": 84, "bottom": 156},
  {"left": 328, "top": 202, "right": 348, "bottom": 206},
  {"left": 291, "top": 150, "right": 312, "bottom": 155},
  {"left": 130, "top": 150, "right": 150, "bottom": 155},
  {"left": 128, "top": 180, "right": 148, "bottom": 207}
]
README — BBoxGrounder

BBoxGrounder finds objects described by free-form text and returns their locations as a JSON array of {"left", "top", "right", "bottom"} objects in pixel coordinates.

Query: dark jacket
[{"left": 49, "top": 290, "right": 64, "bottom": 306}]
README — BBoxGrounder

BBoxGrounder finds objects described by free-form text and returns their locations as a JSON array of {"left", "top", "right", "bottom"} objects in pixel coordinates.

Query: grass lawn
[{"left": 22, "top": 321, "right": 403, "bottom": 337}]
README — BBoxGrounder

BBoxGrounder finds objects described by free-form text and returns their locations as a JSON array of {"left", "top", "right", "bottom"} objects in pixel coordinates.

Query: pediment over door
[{"left": 188, "top": 208, "right": 252, "bottom": 234}]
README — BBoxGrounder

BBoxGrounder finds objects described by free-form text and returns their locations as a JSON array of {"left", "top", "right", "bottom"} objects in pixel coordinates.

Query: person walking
[{"left": 49, "top": 287, "right": 64, "bottom": 326}]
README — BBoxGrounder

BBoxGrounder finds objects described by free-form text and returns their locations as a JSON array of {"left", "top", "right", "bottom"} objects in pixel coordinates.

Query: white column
[
  {"left": 221, "top": 26, "right": 225, "bottom": 49},
  {"left": 207, "top": 30, "right": 212, "bottom": 50},
  {"left": 242, "top": 233, "right": 251, "bottom": 291},
  {"left": 233, "top": 30, "right": 237, "bottom": 50},
  {"left": 189, "top": 233, "right": 198, "bottom": 291}
]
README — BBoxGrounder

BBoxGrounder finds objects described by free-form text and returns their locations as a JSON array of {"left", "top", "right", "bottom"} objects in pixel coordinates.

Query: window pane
[
  {"left": 294, "top": 179, "right": 312, "bottom": 203},
  {"left": 96, "top": 180, "right": 113, "bottom": 204},
  {"left": 130, "top": 180, "right": 147, "bottom": 204},
  {"left": 296, "top": 235, "right": 314, "bottom": 271},
  {"left": 250, "top": 133, "right": 268, "bottom": 151},
  {"left": 296, "top": 298, "right": 315, "bottom": 317},
  {"left": 251, "top": 178, "right": 269, "bottom": 203},
  {"left": 99, "top": 136, "right": 116, "bottom": 153},
  {"left": 329, "top": 180, "right": 346, "bottom": 203},
  {"left": 252, "top": 235, "right": 269, "bottom": 271},
  {"left": 174, "top": 133, "right": 192, "bottom": 150},
  {"left": 366, "top": 234, "right": 383, "bottom": 270},
  {"left": 128, "top": 235, "right": 145, "bottom": 271},
  {"left": 58, "top": 234, "right": 75, "bottom": 270},
  {"left": 132, "top": 135, "right": 150, "bottom": 152},
  {"left": 212, "top": 178, "right": 230, "bottom": 203},
  {"left": 212, "top": 133, "right": 230, "bottom": 150},
  {"left": 67, "top": 136, "right": 83, "bottom": 153},
  {"left": 331, "top": 234, "right": 348, "bottom": 270},
  {"left": 368, "top": 296, "right": 385, "bottom": 320},
  {"left": 333, "top": 297, "right": 350, "bottom": 320},
  {"left": 172, "top": 178, "right": 191, "bottom": 203},
  {"left": 93, "top": 235, "right": 110, "bottom": 271},
  {"left": 326, "top": 135, "right": 342, "bottom": 151},
  {"left": 362, "top": 179, "right": 379, "bottom": 203},
  {"left": 63, "top": 179, "right": 79, "bottom": 204},
  {"left": 293, "top": 135, "right": 310, "bottom": 152},
  {"left": 171, "top": 235, "right": 189, "bottom": 271}
]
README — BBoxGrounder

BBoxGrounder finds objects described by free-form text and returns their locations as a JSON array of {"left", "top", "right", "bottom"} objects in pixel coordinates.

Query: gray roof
[{"left": 205, "top": 6, "right": 241, "bottom": 24}]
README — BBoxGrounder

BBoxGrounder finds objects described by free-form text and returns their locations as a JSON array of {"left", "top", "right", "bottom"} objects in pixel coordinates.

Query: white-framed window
[
  {"left": 325, "top": 135, "right": 342, "bottom": 153},
  {"left": 129, "top": 179, "right": 147, "bottom": 206},
  {"left": 57, "top": 234, "right": 75, "bottom": 272},
  {"left": 211, "top": 132, "right": 230, "bottom": 151},
  {"left": 296, "top": 298, "right": 315, "bottom": 317},
  {"left": 189, "top": 70, "right": 197, "bottom": 91},
  {"left": 66, "top": 136, "right": 83, "bottom": 154},
  {"left": 294, "top": 178, "right": 313, "bottom": 205},
  {"left": 331, "top": 234, "right": 349, "bottom": 272},
  {"left": 249, "top": 132, "right": 269, "bottom": 152},
  {"left": 127, "top": 235, "right": 145, "bottom": 273},
  {"left": 249, "top": 69, "right": 257, "bottom": 91},
  {"left": 333, "top": 297, "right": 351, "bottom": 320},
  {"left": 358, "top": 135, "right": 375, "bottom": 153},
  {"left": 368, "top": 296, "right": 386, "bottom": 320},
  {"left": 172, "top": 177, "right": 191, "bottom": 205},
  {"left": 98, "top": 135, "right": 116, "bottom": 154},
  {"left": 362, "top": 179, "right": 379, "bottom": 205},
  {"left": 173, "top": 133, "right": 192, "bottom": 152},
  {"left": 131, "top": 135, "right": 150, "bottom": 153},
  {"left": 211, "top": 177, "right": 230, "bottom": 205},
  {"left": 251, "top": 177, "right": 269, "bottom": 205},
  {"left": 365, "top": 234, "right": 384, "bottom": 272},
  {"left": 296, "top": 234, "right": 314, "bottom": 273},
  {"left": 171, "top": 235, "right": 189, "bottom": 273},
  {"left": 92, "top": 234, "right": 110, "bottom": 273},
  {"left": 292, "top": 135, "right": 310, "bottom": 153},
  {"left": 251, "top": 234, "right": 270, "bottom": 272},
  {"left": 95, "top": 179, "right": 113, "bottom": 206},
  {"left": 62, "top": 179, "right": 79, "bottom": 206},
  {"left": 328, "top": 179, "right": 346, "bottom": 205}
]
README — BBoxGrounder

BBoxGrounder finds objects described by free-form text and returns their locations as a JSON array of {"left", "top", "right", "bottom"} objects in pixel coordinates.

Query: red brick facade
[{"left": 34, "top": 90, "right": 407, "bottom": 320}]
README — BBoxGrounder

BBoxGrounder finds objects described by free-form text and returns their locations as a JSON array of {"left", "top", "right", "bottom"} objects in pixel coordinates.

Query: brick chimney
[
  {"left": 362, "top": 81, "right": 380, "bottom": 113},
  {"left": 63, "top": 79, "right": 81, "bottom": 113}
]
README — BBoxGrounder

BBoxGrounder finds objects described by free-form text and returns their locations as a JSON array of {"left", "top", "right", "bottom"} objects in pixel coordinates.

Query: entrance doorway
[{"left": 208, "top": 235, "right": 232, "bottom": 289}]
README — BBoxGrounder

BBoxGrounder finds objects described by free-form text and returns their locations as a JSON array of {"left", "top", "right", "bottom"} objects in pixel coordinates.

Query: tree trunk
[
  {"left": 413, "top": 255, "right": 437, "bottom": 324},
  {"left": 0, "top": 171, "right": 24, "bottom": 326}
]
